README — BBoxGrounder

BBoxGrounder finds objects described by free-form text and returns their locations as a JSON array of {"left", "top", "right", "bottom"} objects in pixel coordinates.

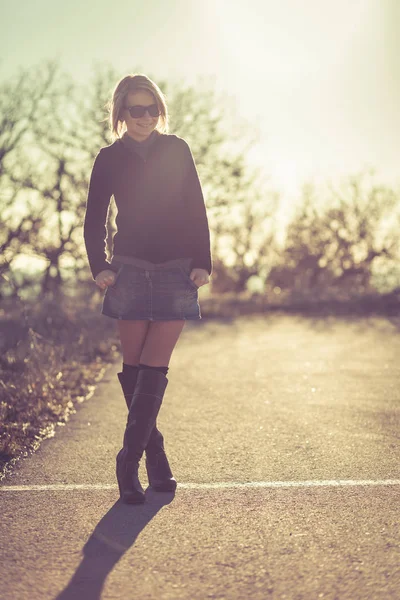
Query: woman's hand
[
  {"left": 190, "top": 268, "right": 210, "bottom": 288},
  {"left": 95, "top": 269, "right": 117, "bottom": 290}
]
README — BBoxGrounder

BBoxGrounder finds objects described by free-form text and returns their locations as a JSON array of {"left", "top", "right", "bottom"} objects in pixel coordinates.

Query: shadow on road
[{"left": 55, "top": 488, "right": 175, "bottom": 600}]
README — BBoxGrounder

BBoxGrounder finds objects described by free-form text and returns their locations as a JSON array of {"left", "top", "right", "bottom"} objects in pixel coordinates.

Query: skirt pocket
[{"left": 179, "top": 266, "right": 199, "bottom": 290}]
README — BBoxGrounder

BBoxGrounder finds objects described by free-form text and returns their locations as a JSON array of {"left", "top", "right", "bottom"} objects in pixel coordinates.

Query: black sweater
[{"left": 83, "top": 131, "right": 212, "bottom": 280}]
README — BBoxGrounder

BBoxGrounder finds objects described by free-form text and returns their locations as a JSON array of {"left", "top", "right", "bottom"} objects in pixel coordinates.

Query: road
[{"left": 1, "top": 313, "right": 399, "bottom": 600}]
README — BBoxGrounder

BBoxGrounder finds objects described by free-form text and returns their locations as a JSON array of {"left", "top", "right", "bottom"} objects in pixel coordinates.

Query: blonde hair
[{"left": 108, "top": 73, "right": 169, "bottom": 140}]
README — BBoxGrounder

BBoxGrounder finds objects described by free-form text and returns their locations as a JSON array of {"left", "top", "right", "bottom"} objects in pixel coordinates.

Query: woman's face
[{"left": 122, "top": 90, "right": 160, "bottom": 141}]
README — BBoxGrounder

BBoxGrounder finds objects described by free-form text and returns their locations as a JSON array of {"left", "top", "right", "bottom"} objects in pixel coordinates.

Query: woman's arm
[
  {"left": 182, "top": 141, "right": 212, "bottom": 276},
  {"left": 83, "top": 149, "right": 115, "bottom": 280}
]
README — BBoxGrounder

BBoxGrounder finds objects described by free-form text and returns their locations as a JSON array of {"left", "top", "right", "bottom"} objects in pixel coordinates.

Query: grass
[{"left": 0, "top": 284, "right": 120, "bottom": 480}]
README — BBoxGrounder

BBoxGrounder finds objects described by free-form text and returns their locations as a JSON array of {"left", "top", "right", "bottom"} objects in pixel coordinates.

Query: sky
[{"left": 2, "top": 0, "right": 400, "bottom": 211}]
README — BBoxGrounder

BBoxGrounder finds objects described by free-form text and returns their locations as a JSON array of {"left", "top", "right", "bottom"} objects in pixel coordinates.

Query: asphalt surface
[{"left": 1, "top": 313, "right": 399, "bottom": 600}]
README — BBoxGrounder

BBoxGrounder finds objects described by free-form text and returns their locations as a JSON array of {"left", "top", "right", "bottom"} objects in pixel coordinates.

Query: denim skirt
[{"left": 101, "top": 255, "right": 202, "bottom": 321}]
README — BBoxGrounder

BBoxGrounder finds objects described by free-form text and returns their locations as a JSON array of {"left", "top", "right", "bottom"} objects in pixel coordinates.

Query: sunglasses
[{"left": 124, "top": 103, "right": 160, "bottom": 119}]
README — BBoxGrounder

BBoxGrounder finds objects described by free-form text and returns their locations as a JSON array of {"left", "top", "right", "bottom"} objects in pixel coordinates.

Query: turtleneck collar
[{"left": 119, "top": 130, "right": 161, "bottom": 160}]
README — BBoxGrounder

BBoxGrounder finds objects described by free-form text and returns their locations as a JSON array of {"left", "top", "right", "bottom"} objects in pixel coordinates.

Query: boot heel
[
  {"left": 146, "top": 453, "right": 177, "bottom": 492},
  {"left": 116, "top": 451, "right": 145, "bottom": 504}
]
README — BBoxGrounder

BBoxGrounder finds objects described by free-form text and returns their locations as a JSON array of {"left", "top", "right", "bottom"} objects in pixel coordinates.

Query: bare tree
[
  {"left": 0, "top": 61, "right": 63, "bottom": 295},
  {"left": 0, "top": 61, "right": 122, "bottom": 296},
  {"left": 269, "top": 169, "right": 400, "bottom": 300},
  {"left": 166, "top": 75, "right": 278, "bottom": 292}
]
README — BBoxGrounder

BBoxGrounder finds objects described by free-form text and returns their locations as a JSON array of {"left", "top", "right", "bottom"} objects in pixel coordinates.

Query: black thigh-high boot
[
  {"left": 117, "top": 369, "right": 177, "bottom": 492},
  {"left": 116, "top": 368, "right": 168, "bottom": 504}
]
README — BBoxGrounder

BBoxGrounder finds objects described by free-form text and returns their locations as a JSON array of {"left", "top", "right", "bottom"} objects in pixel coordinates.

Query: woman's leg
[
  {"left": 139, "top": 320, "right": 186, "bottom": 366},
  {"left": 117, "top": 320, "right": 151, "bottom": 366}
]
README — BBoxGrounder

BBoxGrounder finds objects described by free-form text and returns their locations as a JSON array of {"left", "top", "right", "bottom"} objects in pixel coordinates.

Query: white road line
[{"left": 1, "top": 479, "right": 400, "bottom": 492}]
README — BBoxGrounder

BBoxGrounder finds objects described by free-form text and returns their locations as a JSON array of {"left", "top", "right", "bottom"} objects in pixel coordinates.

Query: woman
[{"left": 83, "top": 73, "right": 212, "bottom": 504}]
